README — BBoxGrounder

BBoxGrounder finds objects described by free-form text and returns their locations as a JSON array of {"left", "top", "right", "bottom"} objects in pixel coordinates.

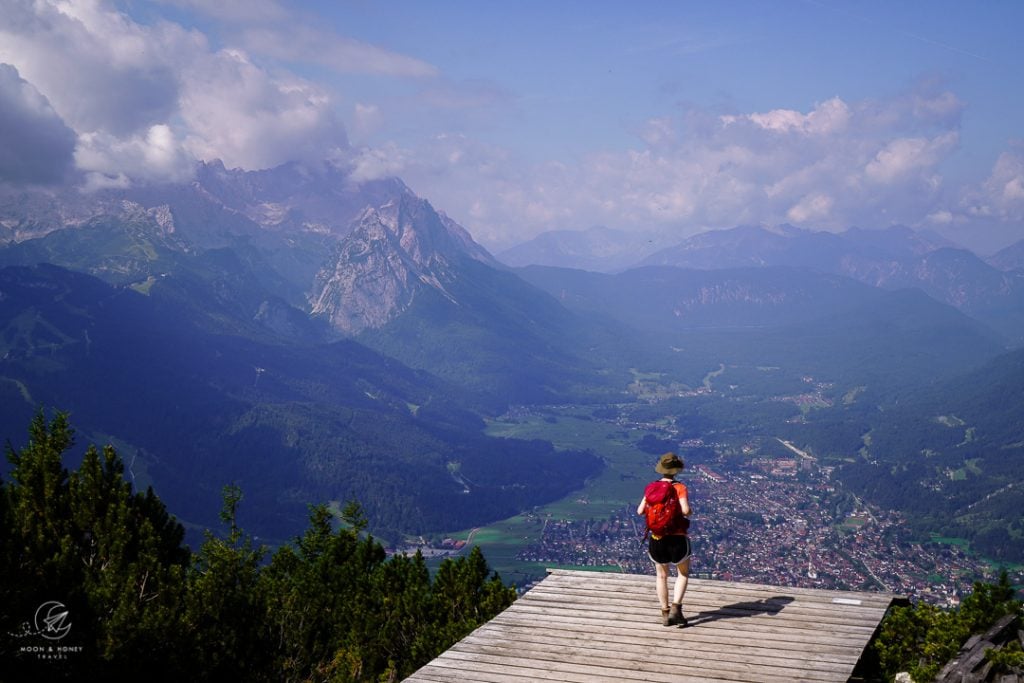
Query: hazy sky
[{"left": 2, "top": 1, "right": 1023, "bottom": 253}]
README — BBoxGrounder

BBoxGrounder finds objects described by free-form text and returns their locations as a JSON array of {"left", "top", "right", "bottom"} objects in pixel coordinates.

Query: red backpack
[{"left": 644, "top": 480, "right": 689, "bottom": 537}]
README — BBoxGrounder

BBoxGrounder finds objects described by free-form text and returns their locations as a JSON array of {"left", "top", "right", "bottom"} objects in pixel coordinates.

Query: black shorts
[{"left": 648, "top": 535, "right": 692, "bottom": 565}]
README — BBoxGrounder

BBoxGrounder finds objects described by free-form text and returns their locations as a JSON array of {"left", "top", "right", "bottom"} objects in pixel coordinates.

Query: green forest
[{"left": 1, "top": 413, "right": 514, "bottom": 681}]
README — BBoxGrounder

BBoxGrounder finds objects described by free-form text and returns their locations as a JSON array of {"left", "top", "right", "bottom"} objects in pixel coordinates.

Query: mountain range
[
  {"left": 502, "top": 223, "right": 1024, "bottom": 344},
  {"left": 0, "top": 162, "right": 612, "bottom": 542},
  {"left": 1, "top": 161, "right": 1021, "bottom": 554}
]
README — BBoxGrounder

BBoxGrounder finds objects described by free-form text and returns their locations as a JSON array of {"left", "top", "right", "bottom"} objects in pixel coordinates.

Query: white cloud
[
  {"left": 399, "top": 91, "right": 970, "bottom": 249},
  {"left": 75, "top": 124, "right": 193, "bottom": 185},
  {"left": 0, "top": 0, "right": 185, "bottom": 136},
  {"left": 723, "top": 97, "right": 850, "bottom": 136},
  {"left": 864, "top": 132, "right": 958, "bottom": 184},
  {"left": 965, "top": 146, "right": 1024, "bottom": 222},
  {"left": 178, "top": 48, "right": 347, "bottom": 170},
  {"left": 787, "top": 194, "right": 835, "bottom": 224},
  {"left": 348, "top": 143, "right": 409, "bottom": 182},
  {"left": 0, "top": 0, "right": 353, "bottom": 184},
  {"left": 926, "top": 209, "right": 956, "bottom": 225}
]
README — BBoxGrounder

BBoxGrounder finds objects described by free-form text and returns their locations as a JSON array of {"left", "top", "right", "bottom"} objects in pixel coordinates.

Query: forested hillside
[
  {"left": 1, "top": 413, "right": 514, "bottom": 680},
  {"left": 783, "top": 346, "right": 1024, "bottom": 561},
  {"left": 0, "top": 265, "right": 600, "bottom": 543}
]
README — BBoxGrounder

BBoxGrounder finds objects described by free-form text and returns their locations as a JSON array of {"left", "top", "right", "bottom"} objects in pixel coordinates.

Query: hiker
[{"left": 637, "top": 452, "right": 691, "bottom": 626}]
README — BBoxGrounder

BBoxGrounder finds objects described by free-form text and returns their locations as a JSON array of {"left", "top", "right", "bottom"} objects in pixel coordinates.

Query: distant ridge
[
  {"left": 637, "top": 224, "right": 1024, "bottom": 343},
  {"left": 989, "top": 237, "right": 1024, "bottom": 272},
  {"left": 497, "top": 225, "right": 674, "bottom": 273}
]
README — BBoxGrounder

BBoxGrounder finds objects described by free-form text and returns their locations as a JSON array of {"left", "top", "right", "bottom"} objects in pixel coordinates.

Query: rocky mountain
[
  {"left": 496, "top": 225, "right": 674, "bottom": 273},
  {"left": 640, "top": 224, "right": 1024, "bottom": 343},
  {"left": 310, "top": 188, "right": 496, "bottom": 335},
  {"left": 0, "top": 162, "right": 623, "bottom": 540}
]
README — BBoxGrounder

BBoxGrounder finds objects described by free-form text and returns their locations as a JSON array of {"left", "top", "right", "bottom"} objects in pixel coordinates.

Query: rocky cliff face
[{"left": 309, "top": 189, "right": 495, "bottom": 335}]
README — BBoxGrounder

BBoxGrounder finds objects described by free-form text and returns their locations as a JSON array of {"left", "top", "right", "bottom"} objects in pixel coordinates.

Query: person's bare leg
[
  {"left": 668, "top": 558, "right": 690, "bottom": 625},
  {"left": 672, "top": 557, "right": 690, "bottom": 605},
  {"left": 655, "top": 562, "right": 671, "bottom": 624},
  {"left": 655, "top": 562, "right": 669, "bottom": 608}
]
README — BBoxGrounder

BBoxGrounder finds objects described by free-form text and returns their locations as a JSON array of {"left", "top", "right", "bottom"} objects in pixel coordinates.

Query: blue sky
[{"left": 2, "top": 1, "right": 1023, "bottom": 252}]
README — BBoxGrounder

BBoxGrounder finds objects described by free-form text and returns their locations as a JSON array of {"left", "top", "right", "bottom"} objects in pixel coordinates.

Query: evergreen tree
[
  {"left": 67, "top": 444, "right": 190, "bottom": 673},
  {"left": 874, "top": 572, "right": 1022, "bottom": 681},
  {"left": 1, "top": 411, "right": 191, "bottom": 679},
  {"left": 2, "top": 414, "right": 516, "bottom": 681},
  {"left": 431, "top": 546, "right": 516, "bottom": 638},
  {"left": 184, "top": 484, "right": 273, "bottom": 680}
]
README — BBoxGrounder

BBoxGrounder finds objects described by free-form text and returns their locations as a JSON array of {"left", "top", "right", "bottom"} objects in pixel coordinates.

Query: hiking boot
[
  {"left": 668, "top": 602, "right": 687, "bottom": 626},
  {"left": 661, "top": 607, "right": 671, "bottom": 626}
]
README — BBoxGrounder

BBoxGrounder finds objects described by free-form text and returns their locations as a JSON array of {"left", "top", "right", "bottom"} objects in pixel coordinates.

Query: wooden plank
[
  {"left": 543, "top": 570, "right": 901, "bottom": 608},
  {"left": 526, "top": 582, "right": 897, "bottom": 615},
  {"left": 429, "top": 648, "right": 849, "bottom": 683},
  {"left": 544, "top": 569, "right": 902, "bottom": 603},
  {"left": 518, "top": 590, "right": 889, "bottom": 629},
  {"left": 482, "top": 626, "right": 867, "bottom": 666},
  {"left": 459, "top": 626, "right": 862, "bottom": 666},
  {"left": 494, "top": 608, "right": 879, "bottom": 645},
  {"left": 480, "top": 621, "right": 866, "bottom": 660},
  {"left": 407, "top": 570, "right": 896, "bottom": 683},
  {"left": 502, "top": 612, "right": 878, "bottom": 648},
  {"left": 457, "top": 631, "right": 858, "bottom": 674}
]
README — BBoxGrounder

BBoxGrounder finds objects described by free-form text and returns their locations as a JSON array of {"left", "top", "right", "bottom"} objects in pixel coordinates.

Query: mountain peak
[{"left": 309, "top": 191, "right": 494, "bottom": 334}]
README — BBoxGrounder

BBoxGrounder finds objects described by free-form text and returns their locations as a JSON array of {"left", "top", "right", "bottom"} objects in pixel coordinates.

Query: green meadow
[{"left": 443, "top": 406, "right": 670, "bottom": 582}]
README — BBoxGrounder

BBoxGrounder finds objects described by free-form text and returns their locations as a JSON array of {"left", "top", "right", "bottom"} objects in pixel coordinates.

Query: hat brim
[{"left": 655, "top": 463, "right": 683, "bottom": 474}]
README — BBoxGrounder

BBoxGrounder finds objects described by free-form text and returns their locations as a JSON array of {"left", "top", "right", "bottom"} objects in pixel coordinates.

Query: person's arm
[
  {"left": 636, "top": 496, "right": 647, "bottom": 515},
  {"left": 677, "top": 486, "right": 691, "bottom": 517}
]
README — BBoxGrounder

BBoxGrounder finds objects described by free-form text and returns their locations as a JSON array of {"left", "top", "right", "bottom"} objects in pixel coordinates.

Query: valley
[{"left": 426, "top": 393, "right": 1019, "bottom": 604}]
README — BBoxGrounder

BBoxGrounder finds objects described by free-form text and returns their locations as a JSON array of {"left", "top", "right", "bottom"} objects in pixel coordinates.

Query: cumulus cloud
[
  {"left": 787, "top": 193, "right": 835, "bottom": 224},
  {"left": 348, "top": 143, "right": 409, "bottom": 183},
  {"left": 75, "top": 124, "right": 194, "bottom": 187},
  {"left": 0, "top": 0, "right": 352, "bottom": 185},
  {"left": 0, "top": 63, "right": 77, "bottom": 185},
  {"left": 178, "top": 48, "right": 347, "bottom": 169},
  {"left": 723, "top": 96, "right": 851, "bottom": 136},
  {"left": 0, "top": 0, "right": 184, "bottom": 136},
  {"left": 864, "top": 132, "right": 958, "bottom": 184},
  {"left": 963, "top": 145, "right": 1024, "bottom": 222},
  {"left": 398, "top": 90, "right": 969, "bottom": 250}
]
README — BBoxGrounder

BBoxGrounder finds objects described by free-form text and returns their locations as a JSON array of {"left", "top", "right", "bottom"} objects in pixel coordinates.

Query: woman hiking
[{"left": 637, "top": 452, "right": 692, "bottom": 626}]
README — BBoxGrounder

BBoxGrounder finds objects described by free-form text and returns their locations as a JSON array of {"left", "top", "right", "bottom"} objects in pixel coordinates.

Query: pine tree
[
  {"left": 1, "top": 411, "right": 191, "bottom": 678},
  {"left": 184, "top": 484, "right": 273, "bottom": 680},
  {"left": 2, "top": 414, "right": 518, "bottom": 681},
  {"left": 874, "top": 572, "right": 1023, "bottom": 681},
  {"left": 68, "top": 444, "right": 189, "bottom": 671}
]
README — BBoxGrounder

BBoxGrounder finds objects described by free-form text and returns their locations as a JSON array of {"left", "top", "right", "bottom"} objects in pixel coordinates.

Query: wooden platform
[{"left": 406, "top": 568, "right": 904, "bottom": 682}]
